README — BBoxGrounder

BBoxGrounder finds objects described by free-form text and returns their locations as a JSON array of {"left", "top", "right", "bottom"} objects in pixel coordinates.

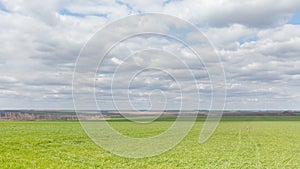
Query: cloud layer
[{"left": 0, "top": 0, "right": 300, "bottom": 110}]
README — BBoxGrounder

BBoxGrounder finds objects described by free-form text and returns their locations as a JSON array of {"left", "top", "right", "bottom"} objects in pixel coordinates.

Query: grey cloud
[{"left": 163, "top": 0, "right": 300, "bottom": 27}]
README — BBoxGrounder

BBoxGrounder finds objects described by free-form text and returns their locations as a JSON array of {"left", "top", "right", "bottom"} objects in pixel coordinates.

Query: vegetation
[{"left": 1, "top": 116, "right": 300, "bottom": 168}]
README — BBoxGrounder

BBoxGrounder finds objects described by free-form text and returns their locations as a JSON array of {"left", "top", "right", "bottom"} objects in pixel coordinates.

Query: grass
[{"left": 0, "top": 116, "right": 300, "bottom": 168}]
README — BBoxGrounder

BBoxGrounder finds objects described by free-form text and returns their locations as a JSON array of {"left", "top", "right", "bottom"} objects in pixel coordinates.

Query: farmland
[{"left": 1, "top": 116, "right": 300, "bottom": 168}]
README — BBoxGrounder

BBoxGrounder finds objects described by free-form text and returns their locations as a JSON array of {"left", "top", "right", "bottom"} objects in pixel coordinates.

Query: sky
[{"left": 0, "top": 0, "right": 300, "bottom": 110}]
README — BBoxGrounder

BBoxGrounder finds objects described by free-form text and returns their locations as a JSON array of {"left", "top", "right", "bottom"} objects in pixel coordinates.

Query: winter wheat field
[{"left": 1, "top": 116, "right": 300, "bottom": 168}]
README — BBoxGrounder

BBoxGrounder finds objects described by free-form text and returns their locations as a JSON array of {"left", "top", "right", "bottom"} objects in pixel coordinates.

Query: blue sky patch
[
  {"left": 163, "top": 0, "right": 182, "bottom": 6},
  {"left": 288, "top": 12, "right": 300, "bottom": 25},
  {"left": 59, "top": 9, "right": 85, "bottom": 17},
  {"left": 91, "top": 13, "right": 108, "bottom": 18},
  {"left": 0, "top": 2, "right": 9, "bottom": 12},
  {"left": 59, "top": 9, "right": 107, "bottom": 18},
  {"left": 115, "top": 0, "right": 133, "bottom": 11},
  {"left": 238, "top": 36, "right": 258, "bottom": 45},
  {"left": 115, "top": 0, "right": 142, "bottom": 14}
]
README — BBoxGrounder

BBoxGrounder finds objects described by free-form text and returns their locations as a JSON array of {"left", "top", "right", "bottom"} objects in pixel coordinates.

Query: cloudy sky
[{"left": 0, "top": 0, "right": 300, "bottom": 110}]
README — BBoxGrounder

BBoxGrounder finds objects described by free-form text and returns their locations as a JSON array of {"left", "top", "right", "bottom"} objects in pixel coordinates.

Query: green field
[{"left": 1, "top": 116, "right": 300, "bottom": 168}]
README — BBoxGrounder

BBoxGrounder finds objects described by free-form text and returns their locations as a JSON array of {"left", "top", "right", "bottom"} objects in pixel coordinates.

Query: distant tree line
[
  {"left": 0, "top": 110, "right": 299, "bottom": 121},
  {"left": 0, "top": 111, "right": 78, "bottom": 120}
]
